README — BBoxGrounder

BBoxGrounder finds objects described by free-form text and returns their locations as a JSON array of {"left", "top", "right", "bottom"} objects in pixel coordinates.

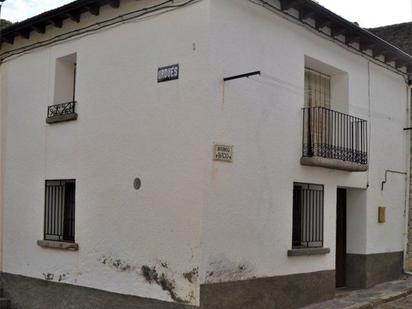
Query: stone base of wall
[
  {"left": 0, "top": 272, "right": 195, "bottom": 309},
  {"left": 2, "top": 258, "right": 402, "bottom": 309},
  {"left": 199, "top": 270, "right": 336, "bottom": 309},
  {"left": 1, "top": 270, "right": 335, "bottom": 309},
  {"left": 4, "top": 261, "right": 400, "bottom": 309},
  {"left": 346, "top": 252, "right": 403, "bottom": 289}
]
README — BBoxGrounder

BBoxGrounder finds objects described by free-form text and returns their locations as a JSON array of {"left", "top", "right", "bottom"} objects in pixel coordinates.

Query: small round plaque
[{"left": 134, "top": 178, "right": 142, "bottom": 190}]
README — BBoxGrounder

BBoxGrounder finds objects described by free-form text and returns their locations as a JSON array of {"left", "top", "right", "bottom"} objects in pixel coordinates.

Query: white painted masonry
[
  {"left": 1, "top": 0, "right": 210, "bottom": 305},
  {"left": 0, "top": 0, "right": 410, "bottom": 306},
  {"left": 203, "top": 0, "right": 408, "bottom": 280}
]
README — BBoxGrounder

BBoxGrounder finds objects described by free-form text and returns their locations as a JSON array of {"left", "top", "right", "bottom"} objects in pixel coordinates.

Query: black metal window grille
[
  {"left": 44, "top": 180, "right": 75, "bottom": 242},
  {"left": 47, "top": 101, "right": 76, "bottom": 119},
  {"left": 302, "top": 107, "right": 368, "bottom": 165},
  {"left": 292, "top": 183, "right": 324, "bottom": 248}
]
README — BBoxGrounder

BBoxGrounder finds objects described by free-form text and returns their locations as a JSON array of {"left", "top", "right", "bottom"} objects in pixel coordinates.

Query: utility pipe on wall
[
  {"left": 0, "top": 0, "right": 7, "bottom": 274},
  {"left": 403, "top": 82, "right": 412, "bottom": 275}
]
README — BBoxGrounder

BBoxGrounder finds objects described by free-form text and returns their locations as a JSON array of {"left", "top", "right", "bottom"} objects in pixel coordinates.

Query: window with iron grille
[
  {"left": 292, "top": 183, "right": 324, "bottom": 249},
  {"left": 44, "top": 180, "right": 75, "bottom": 242}
]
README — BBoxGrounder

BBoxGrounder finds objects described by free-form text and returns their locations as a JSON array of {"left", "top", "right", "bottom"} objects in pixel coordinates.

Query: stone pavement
[
  {"left": 378, "top": 294, "right": 412, "bottom": 308},
  {"left": 302, "top": 276, "right": 412, "bottom": 309}
]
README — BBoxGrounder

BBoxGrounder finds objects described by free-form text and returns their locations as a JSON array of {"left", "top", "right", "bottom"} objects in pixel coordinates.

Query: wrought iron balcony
[
  {"left": 46, "top": 101, "right": 77, "bottom": 124},
  {"left": 301, "top": 107, "right": 368, "bottom": 171}
]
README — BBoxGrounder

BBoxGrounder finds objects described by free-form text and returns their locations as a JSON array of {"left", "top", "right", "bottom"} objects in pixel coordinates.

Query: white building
[{"left": 0, "top": 0, "right": 411, "bottom": 308}]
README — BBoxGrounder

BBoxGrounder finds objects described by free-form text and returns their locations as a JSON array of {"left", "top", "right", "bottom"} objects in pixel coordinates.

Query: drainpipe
[
  {"left": 403, "top": 78, "right": 412, "bottom": 275},
  {"left": 0, "top": 0, "right": 6, "bottom": 273}
]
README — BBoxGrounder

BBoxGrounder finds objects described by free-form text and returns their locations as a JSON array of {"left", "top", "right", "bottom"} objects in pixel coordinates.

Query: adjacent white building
[{"left": 0, "top": 0, "right": 411, "bottom": 308}]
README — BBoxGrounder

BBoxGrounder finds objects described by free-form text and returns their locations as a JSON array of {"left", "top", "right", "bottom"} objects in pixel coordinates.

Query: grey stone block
[
  {"left": 200, "top": 270, "right": 335, "bottom": 309},
  {"left": 346, "top": 252, "right": 403, "bottom": 289},
  {"left": 0, "top": 273, "right": 194, "bottom": 309}
]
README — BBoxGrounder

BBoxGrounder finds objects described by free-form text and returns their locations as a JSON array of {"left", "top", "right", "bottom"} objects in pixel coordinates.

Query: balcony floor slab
[{"left": 301, "top": 156, "right": 368, "bottom": 172}]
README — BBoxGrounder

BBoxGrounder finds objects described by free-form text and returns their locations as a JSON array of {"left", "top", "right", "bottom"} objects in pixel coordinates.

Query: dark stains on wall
[
  {"left": 58, "top": 273, "right": 69, "bottom": 282},
  {"left": 99, "top": 256, "right": 197, "bottom": 304},
  {"left": 205, "top": 257, "right": 254, "bottom": 283},
  {"left": 141, "top": 265, "right": 188, "bottom": 304},
  {"left": 183, "top": 268, "right": 199, "bottom": 284},
  {"left": 42, "top": 272, "right": 71, "bottom": 283},
  {"left": 99, "top": 256, "right": 134, "bottom": 272},
  {"left": 42, "top": 273, "right": 54, "bottom": 281},
  {"left": 141, "top": 265, "right": 159, "bottom": 284}
]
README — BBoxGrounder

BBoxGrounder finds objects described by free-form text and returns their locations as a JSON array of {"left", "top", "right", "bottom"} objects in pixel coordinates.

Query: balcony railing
[
  {"left": 46, "top": 101, "right": 77, "bottom": 124},
  {"left": 302, "top": 107, "right": 368, "bottom": 171}
]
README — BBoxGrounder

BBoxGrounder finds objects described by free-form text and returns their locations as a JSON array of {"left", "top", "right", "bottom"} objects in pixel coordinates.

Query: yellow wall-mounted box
[{"left": 378, "top": 207, "right": 386, "bottom": 223}]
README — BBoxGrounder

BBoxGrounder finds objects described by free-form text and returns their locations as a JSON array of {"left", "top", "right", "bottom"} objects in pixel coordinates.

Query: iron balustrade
[
  {"left": 302, "top": 107, "right": 368, "bottom": 165},
  {"left": 47, "top": 101, "right": 76, "bottom": 119},
  {"left": 293, "top": 183, "right": 324, "bottom": 249}
]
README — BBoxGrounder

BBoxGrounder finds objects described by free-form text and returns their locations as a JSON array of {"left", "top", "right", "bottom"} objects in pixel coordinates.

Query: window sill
[
  {"left": 37, "top": 240, "right": 79, "bottom": 251},
  {"left": 287, "top": 248, "right": 330, "bottom": 257}
]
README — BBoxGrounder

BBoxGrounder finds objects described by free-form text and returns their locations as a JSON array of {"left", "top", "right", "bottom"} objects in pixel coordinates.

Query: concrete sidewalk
[{"left": 302, "top": 276, "right": 412, "bottom": 309}]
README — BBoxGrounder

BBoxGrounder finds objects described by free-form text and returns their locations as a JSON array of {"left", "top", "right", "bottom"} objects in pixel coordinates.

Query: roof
[
  {"left": 369, "top": 22, "right": 412, "bottom": 57},
  {"left": 274, "top": 0, "right": 412, "bottom": 75},
  {"left": 0, "top": 0, "right": 412, "bottom": 76},
  {"left": 0, "top": 0, "right": 119, "bottom": 43}
]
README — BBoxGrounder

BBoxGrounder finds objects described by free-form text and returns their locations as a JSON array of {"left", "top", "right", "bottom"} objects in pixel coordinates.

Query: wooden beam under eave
[
  {"left": 372, "top": 48, "right": 386, "bottom": 58},
  {"left": 395, "top": 59, "right": 407, "bottom": 70},
  {"left": 108, "top": 0, "right": 120, "bottom": 8},
  {"left": 383, "top": 52, "right": 397, "bottom": 63},
  {"left": 3, "top": 35, "right": 14, "bottom": 45},
  {"left": 359, "top": 40, "right": 380, "bottom": 53},
  {"left": 299, "top": 8, "right": 316, "bottom": 20},
  {"left": 315, "top": 18, "right": 331, "bottom": 29},
  {"left": 51, "top": 18, "right": 63, "bottom": 28},
  {"left": 280, "top": 0, "right": 303, "bottom": 11},
  {"left": 359, "top": 42, "right": 369, "bottom": 52},
  {"left": 19, "top": 29, "right": 31, "bottom": 39},
  {"left": 67, "top": 11, "right": 81, "bottom": 23},
  {"left": 331, "top": 26, "right": 346, "bottom": 37},
  {"left": 34, "top": 24, "right": 46, "bottom": 34},
  {"left": 345, "top": 34, "right": 360, "bottom": 45},
  {"left": 87, "top": 5, "right": 100, "bottom": 16}
]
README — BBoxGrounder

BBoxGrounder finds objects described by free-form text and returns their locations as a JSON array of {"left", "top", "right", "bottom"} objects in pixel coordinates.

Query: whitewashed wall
[
  {"left": 201, "top": 0, "right": 408, "bottom": 284},
  {"left": 1, "top": 0, "right": 210, "bottom": 305},
  {"left": 0, "top": 0, "right": 409, "bottom": 306}
]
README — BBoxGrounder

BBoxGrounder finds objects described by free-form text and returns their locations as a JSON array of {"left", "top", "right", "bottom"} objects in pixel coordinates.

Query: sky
[
  {"left": 1, "top": 0, "right": 72, "bottom": 22},
  {"left": 316, "top": 0, "right": 412, "bottom": 28},
  {"left": 0, "top": 0, "right": 411, "bottom": 28}
]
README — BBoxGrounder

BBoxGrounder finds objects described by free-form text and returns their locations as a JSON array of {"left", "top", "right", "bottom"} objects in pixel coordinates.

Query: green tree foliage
[{"left": 0, "top": 19, "right": 12, "bottom": 31}]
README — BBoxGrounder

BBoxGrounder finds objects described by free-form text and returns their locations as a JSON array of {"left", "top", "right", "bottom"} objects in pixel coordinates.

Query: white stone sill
[
  {"left": 37, "top": 240, "right": 79, "bottom": 251},
  {"left": 287, "top": 248, "right": 330, "bottom": 257}
]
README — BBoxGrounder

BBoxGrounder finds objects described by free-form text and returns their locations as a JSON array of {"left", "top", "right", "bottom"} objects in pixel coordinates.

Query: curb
[{"left": 352, "top": 287, "right": 412, "bottom": 309}]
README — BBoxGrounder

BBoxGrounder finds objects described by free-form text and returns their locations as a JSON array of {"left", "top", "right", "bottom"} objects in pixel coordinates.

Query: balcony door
[
  {"left": 305, "top": 68, "right": 331, "bottom": 109},
  {"left": 304, "top": 68, "right": 331, "bottom": 157}
]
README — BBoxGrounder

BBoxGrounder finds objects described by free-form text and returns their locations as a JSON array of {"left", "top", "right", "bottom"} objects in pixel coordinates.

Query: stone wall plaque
[{"left": 214, "top": 144, "right": 233, "bottom": 162}]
